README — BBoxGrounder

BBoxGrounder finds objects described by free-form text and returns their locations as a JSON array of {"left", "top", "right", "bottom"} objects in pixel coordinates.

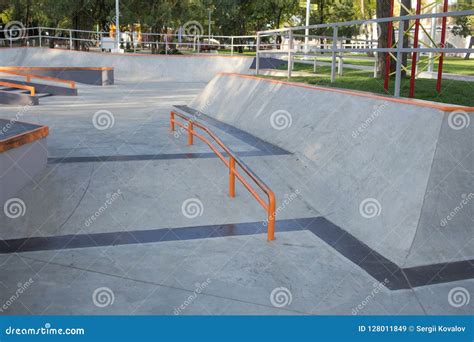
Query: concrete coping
[
  {"left": 219, "top": 73, "right": 474, "bottom": 112},
  {"left": 3, "top": 47, "right": 255, "bottom": 59},
  {"left": 0, "top": 119, "right": 49, "bottom": 153}
]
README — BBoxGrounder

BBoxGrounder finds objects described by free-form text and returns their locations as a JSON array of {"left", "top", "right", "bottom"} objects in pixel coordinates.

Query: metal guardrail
[
  {"left": 170, "top": 110, "right": 276, "bottom": 241},
  {"left": 0, "top": 27, "right": 259, "bottom": 55},
  {"left": 0, "top": 26, "right": 377, "bottom": 57},
  {"left": 0, "top": 68, "right": 76, "bottom": 89},
  {"left": 256, "top": 9, "right": 474, "bottom": 98},
  {"left": 0, "top": 81, "right": 35, "bottom": 96}
]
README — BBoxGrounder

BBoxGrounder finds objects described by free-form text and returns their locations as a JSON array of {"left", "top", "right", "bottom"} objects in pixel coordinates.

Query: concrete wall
[
  {"left": 0, "top": 138, "right": 48, "bottom": 205},
  {"left": 0, "top": 48, "right": 253, "bottom": 83},
  {"left": 190, "top": 73, "right": 473, "bottom": 268}
]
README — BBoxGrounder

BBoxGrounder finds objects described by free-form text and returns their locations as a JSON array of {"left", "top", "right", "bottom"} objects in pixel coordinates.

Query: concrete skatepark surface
[
  {"left": 0, "top": 49, "right": 472, "bottom": 315},
  {"left": 190, "top": 73, "right": 474, "bottom": 269}
]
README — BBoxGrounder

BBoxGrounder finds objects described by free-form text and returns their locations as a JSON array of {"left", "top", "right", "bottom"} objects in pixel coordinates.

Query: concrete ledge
[
  {"left": 0, "top": 48, "right": 253, "bottom": 82},
  {"left": 0, "top": 67, "right": 114, "bottom": 86},
  {"left": 0, "top": 119, "right": 48, "bottom": 205}
]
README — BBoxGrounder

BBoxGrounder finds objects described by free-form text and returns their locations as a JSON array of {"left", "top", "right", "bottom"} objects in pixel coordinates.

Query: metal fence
[
  {"left": 0, "top": 26, "right": 259, "bottom": 55},
  {"left": 0, "top": 26, "right": 378, "bottom": 57},
  {"left": 256, "top": 10, "right": 474, "bottom": 97}
]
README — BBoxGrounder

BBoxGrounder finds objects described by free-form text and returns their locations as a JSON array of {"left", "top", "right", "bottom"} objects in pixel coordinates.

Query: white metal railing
[
  {"left": 0, "top": 26, "right": 259, "bottom": 55},
  {"left": 0, "top": 26, "right": 380, "bottom": 57},
  {"left": 256, "top": 10, "right": 474, "bottom": 97}
]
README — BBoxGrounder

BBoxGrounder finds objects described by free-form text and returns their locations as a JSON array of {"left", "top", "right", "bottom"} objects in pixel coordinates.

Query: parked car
[{"left": 200, "top": 38, "right": 220, "bottom": 51}]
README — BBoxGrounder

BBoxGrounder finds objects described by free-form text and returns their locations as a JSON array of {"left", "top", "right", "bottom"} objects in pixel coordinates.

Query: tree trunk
[
  {"left": 376, "top": 0, "right": 395, "bottom": 78},
  {"left": 400, "top": 0, "right": 411, "bottom": 77}
]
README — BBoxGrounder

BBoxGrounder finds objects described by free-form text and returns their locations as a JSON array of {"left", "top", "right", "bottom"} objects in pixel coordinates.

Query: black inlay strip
[
  {"left": 1, "top": 216, "right": 473, "bottom": 290},
  {"left": 173, "top": 105, "right": 290, "bottom": 155},
  {"left": 47, "top": 150, "right": 279, "bottom": 164},
  {"left": 0, "top": 218, "right": 307, "bottom": 254}
]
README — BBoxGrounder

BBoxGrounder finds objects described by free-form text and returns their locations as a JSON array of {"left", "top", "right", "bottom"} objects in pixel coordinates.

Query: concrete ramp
[
  {"left": 190, "top": 73, "right": 474, "bottom": 268},
  {"left": 0, "top": 48, "right": 254, "bottom": 82}
]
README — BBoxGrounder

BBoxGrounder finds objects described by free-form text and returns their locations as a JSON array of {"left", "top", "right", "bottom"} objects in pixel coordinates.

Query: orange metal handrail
[
  {"left": 0, "top": 81, "right": 35, "bottom": 96},
  {"left": 0, "top": 69, "right": 76, "bottom": 89},
  {"left": 170, "top": 111, "right": 276, "bottom": 241}
]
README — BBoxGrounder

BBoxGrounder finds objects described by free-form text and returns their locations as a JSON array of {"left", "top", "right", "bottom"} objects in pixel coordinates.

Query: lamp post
[
  {"left": 115, "top": 0, "right": 120, "bottom": 51},
  {"left": 208, "top": 8, "right": 212, "bottom": 37},
  {"left": 304, "top": 0, "right": 310, "bottom": 52}
]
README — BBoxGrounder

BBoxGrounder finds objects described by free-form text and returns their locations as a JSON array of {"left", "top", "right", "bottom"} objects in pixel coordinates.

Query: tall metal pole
[
  {"left": 208, "top": 9, "right": 211, "bottom": 38},
  {"left": 305, "top": 0, "right": 310, "bottom": 52},
  {"left": 115, "top": 0, "right": 120, "bottom": 51}
]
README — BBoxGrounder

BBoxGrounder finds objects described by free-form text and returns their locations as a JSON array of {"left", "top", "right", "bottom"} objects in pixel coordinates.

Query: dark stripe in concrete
[
  {"left": 1, "top": 216, "right": 472, "bottom": 290},
  {"left": 173, "top": 105, "right": 290, "bottom": 155},
  {"left": 48, "top": 150, "right": 279, "bottom": 164},
  {"left": 0, "top": 218, "right": 307, "bottom": 253}
]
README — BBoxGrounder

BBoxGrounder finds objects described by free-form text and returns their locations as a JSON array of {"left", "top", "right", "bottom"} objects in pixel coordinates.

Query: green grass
[
  {"left": 300, "top": 55, "right": 473, "bottom": 75},
  {"left": 272, "top": 62, "right": 474, "bottom": 106},
  {"left": 218, "top": 48, "right": 256, "bottom": 56}
]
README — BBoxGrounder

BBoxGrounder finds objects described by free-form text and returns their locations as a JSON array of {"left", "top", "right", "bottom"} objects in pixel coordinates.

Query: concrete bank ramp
[
  {"left": 190, "top": 73, "right": 474, "bottom": 268},
  {"left": 0, "top": 48, "right": 253, "bottom": 82}
]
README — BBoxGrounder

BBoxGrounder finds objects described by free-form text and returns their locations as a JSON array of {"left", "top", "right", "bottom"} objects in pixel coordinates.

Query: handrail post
[
  {"left": 229, "top": 157, "right": 235, "bottom": 198},
  {"left": 331, "top": 26, "right": 338, "bottom": 83},
  {"left": 287, "top": 29, "right": 293, "bottom": 78},
  {"left": 188, "top": 121, "right": 194, "bottom": 145},
  {"left": 170, "top": 111, "right": 175, "bottom": 131},
  {"left": 267, "top": 193, "right": 276, "bottom": 241},
  {"left": 256, "top": 33, "right": 260, "bottom": 75}
]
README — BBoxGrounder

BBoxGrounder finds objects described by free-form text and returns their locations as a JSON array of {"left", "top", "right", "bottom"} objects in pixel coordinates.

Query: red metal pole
[
  {"left": 384, "top": 0, "right": 395, "bottom": 92},
  {"left": 409, "top": 0, "right": 422, "bottom": 98},
  {"left": 436, "top": 0, "right": 449, "bottom": 93}
]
